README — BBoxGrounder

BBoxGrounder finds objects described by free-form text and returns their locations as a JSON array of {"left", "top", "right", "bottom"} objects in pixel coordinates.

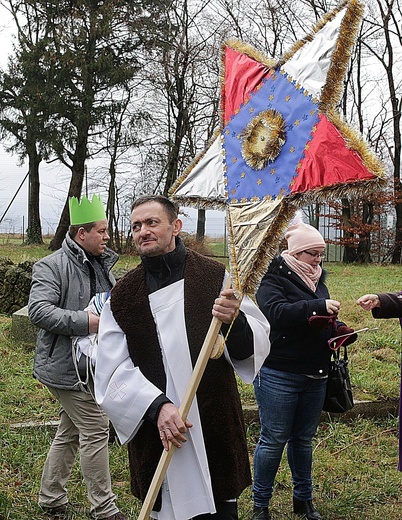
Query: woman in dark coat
[
  {"left": 357, "top": 291, "right": 402, "bottom": 471},
  {"left": 252, "top": 221, "right": 355, "bottom": 520}
]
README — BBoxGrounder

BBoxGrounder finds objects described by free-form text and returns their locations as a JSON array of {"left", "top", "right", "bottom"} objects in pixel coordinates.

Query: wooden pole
[{"left": 137, "top": 278, "right": 231, "bottom": 519}]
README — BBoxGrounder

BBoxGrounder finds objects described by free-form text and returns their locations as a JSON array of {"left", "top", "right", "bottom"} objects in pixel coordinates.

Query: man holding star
[{"left": 94, "top": 194, "right": 271, "bottom": 520}]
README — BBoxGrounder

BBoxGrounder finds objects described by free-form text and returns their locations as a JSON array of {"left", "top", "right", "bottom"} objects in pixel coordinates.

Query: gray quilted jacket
[{"left": 28, "top": 233, "right": 118, "bottom": 390}]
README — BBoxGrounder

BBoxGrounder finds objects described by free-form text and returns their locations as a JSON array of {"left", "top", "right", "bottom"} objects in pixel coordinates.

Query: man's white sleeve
[
  {"left": 94, "top": 298, "right": 162, "bottom": 444},
  {"left": 224, "top": 294, "right": 271, "bottom": 384}
]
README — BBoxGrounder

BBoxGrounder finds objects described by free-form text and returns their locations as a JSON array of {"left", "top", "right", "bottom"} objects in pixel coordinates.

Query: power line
[{"left": 0, "top": 171, "right": 29, "bottom": 225}]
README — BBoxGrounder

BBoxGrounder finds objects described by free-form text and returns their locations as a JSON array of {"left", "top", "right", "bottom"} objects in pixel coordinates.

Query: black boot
[
  {"left": 252, "top": 505, "right": 271, "bottom": 520},
  {"left": 293, "top": 498, "right": 322, "bottom": 520}
]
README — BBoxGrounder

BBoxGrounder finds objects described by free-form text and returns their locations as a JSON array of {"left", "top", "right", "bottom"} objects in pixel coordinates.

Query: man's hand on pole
[
  {"left": 212, "top": 288, "right": 240, "bottom": 324},
  {"left": 157, "top": 402, "right": 193, "bottom": 451}
]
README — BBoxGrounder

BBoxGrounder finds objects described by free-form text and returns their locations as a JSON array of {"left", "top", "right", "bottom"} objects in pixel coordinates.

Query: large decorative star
[{"left": 170, "top": 0, "right": 385, "bottom": 295}]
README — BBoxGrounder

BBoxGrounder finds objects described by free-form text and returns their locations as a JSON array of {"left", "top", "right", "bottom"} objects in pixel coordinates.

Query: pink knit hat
[{"left": 285, "top": 222, "right": 326, "bottom": 255}]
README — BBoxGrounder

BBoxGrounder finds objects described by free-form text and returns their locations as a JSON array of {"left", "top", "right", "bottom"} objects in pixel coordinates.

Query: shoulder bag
[{"left": 323, "top": 345, "right": 354, "bottom": 413}]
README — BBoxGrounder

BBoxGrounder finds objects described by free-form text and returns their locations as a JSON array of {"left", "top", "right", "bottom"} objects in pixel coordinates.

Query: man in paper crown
[{"left": 28, "top": 195, "right": 127, "bottom": 520}]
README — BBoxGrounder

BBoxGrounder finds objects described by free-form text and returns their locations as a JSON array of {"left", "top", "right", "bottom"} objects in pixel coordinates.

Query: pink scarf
[{"left": 281, "top": 252, "right": 322, "bottom": 292}]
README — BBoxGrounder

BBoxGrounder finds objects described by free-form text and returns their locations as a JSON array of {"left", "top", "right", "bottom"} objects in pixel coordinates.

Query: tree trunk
[
  {"left": 306, "top": 203, "right": 319, "bottom": 228},
  {"left": 49, "top": 142, "right": 87, "bottom": 250},
  {"left": 196, "top": 208, "right": 206, "bottom": 242},
  {"left": 341, "top": 198, "right": 357, "bottom": 263},
  {"left": 25, "top": 139, "right": 43, "bottom": 244},
  {"left": 392, "top": 199, "right": 402, "bottom": 263},
  {"left": 106, "top": 161, "right": 122, "bottom": 253},
  {"left": 356, "top": 202, "right": 373, "bottom": 263},
  {"left": 49, "top": 160, "right": 84, "bottom": 251}
]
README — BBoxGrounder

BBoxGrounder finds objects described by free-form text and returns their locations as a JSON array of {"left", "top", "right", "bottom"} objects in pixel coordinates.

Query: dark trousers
[{"left": 192, "top": 501, "right": 238, "bottom": 519}]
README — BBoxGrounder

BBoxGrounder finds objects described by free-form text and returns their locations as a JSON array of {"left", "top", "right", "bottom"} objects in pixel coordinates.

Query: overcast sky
[
  {"left": 0, "top": 10, "right": 29, "bottom": 233},
  {"left": 0, "top": 10, "right": 226, "bottom": 237},
  {"left": 0, "top": 145, "right": 226, "bottom": 236}
]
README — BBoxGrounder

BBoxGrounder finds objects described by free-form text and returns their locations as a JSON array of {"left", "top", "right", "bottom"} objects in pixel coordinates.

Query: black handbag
[{"left": 323, "top": 345, "right": 354, "bottom": 413}]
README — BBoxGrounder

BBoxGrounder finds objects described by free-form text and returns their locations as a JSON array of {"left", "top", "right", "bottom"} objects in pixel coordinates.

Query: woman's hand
[
  {"left": 356, "top": 294, "right": 380, "bottom": 311},
  {"left": 325, "top": 299, "right": 340, "bottom": 315}
]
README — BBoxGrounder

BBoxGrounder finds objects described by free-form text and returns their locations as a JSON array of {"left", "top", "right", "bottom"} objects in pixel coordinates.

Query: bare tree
[
  {"left": 125, "top": 0, "right": 223, "bottom": 239},
  {"left": 363, "top": 0, "right": 402, "bottom": 262},
  {"left": 340, "top": 0, "right": 401, "bottom": 262}
]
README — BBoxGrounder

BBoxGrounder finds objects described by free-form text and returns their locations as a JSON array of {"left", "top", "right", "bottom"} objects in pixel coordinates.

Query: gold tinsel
[{"left": 241, "top": 110, "right": 286, "bottom": 170}]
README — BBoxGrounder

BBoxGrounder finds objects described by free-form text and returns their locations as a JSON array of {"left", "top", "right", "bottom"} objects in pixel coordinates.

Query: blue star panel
[{"left": 223, "top": 70, "right": 320, "bottom": 203}]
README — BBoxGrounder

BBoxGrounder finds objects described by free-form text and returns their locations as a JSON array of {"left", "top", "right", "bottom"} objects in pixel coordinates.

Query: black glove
[{"left": 308, "top": 313, "right": 338, "bottom": 329}]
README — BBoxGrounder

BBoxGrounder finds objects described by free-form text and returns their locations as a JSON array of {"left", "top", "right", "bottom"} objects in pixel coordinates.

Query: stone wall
[
  {"left": 0, "top": 257, "right": 129, "bottom": 318},
  {"left": 0, "top": 258, "right": 34, "bottom": 315}
]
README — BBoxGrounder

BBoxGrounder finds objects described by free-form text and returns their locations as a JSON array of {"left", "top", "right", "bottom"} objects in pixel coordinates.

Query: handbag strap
[
  {"left": 328, "top": 333, "right": 353, "bottom": 350},
  {"left": 331, "top": 345, "right": 348, "bottom": 361}
]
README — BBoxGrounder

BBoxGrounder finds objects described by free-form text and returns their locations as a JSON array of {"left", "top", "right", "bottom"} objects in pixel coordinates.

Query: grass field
[{"left": 1, "top": 242, "right": 402, "bottom": 519}]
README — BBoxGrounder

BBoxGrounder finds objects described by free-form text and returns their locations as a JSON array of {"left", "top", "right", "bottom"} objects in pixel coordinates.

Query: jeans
[{"left": 252, "top": 366, "right": 327, "bottom": 507}]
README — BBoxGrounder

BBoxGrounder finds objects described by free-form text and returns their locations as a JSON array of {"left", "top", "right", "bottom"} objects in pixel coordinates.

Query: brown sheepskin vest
[{"left": 110, "top": 249, "right": 251, "bottom": 511}]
